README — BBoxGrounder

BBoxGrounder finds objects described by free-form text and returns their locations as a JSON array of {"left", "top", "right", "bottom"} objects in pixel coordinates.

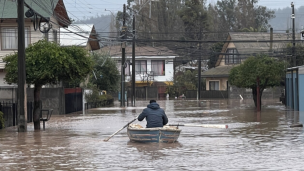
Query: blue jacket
[{"left": 138, "top": 102, "right": 168, "bottom": 128}]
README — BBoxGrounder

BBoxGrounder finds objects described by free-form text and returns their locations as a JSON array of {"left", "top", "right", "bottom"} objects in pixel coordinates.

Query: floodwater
[{"left": 1, "top": 99, "right": 304, "bottom": 170}]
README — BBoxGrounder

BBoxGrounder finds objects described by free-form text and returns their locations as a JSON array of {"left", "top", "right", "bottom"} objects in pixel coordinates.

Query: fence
[
  {"left": 186, "top": 90, "right": 228, "bottom": 99},
  {"left": 0, "top": 101, "right": 34, "bottom": 128},
  {"left": 85, "top": 99, "right": 114, "bottom": 110},
  {"left": 64, "top": 88, "right": 82, "bottom": 114},
  {"left": 126, "top": 87, "right": 158, "bottom": 100}
]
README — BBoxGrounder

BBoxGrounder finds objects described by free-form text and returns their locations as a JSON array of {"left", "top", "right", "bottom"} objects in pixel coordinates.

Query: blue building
[{"left": 286, "top": 66, "right": 304, "bottom": 111}]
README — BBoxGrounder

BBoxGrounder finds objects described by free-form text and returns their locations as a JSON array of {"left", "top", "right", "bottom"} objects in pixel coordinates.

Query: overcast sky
[{"left": 63, "top": 0, "right": 304, "bottom": 20}]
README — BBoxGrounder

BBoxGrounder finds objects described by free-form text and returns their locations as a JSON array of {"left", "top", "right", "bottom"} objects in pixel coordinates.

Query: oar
[
  {"left": 168, "top": 124, "right": 228, "bottom": 129},
  {"left": 103, "top": 116, "right": 138, "bottom": 142}
]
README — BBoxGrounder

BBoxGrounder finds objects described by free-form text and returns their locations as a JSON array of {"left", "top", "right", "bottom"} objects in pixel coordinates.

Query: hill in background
[
  {"left": 269, "top": 6, "right": 304, "bottom": 33},
  {"left": 73, "top": 6, "right": 304, "bottom": 38}
]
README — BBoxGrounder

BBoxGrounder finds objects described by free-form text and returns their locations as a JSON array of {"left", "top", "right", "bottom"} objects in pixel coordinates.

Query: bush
[
  {"left": 84, "top": 86, "right": 114, "bottom": 107},
  {"left": 0, "top": 111, "right": 4, "bottom": 129}
]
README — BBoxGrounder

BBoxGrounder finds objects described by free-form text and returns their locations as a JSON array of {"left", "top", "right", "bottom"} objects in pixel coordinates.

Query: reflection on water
[
  {"left": 1, "top": 99, "right": 304, "bottom": 170},
  {"left": 127, "top": 141, "right": 183, "bottom": 160}
]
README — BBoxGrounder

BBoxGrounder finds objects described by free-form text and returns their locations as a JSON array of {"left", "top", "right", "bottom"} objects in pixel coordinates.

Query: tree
[
  {"left": 213, "top": 0, "right": 275, "bottom": 32},
  {"left": 89, "top": 52, "right": 120, "bottom": 92},
  {"left": 166, "top": 70, "right": 198, "bottom": 97},
  {"left": 178, "top": 0, "right": 209, "bottom": 40},
  {"left": 3, "top": 40, "right": 93, "bottom": 130},
  {"left": 229, "top": 54, "right": 286, "bottom": 108},
  {"left": 284, "top": 43, "right": 304, "bottom": 67},
  {"left": 213, "top": 0, "right": 237, "bottom": 31},
  {"left": 208, "top": 42, "right": 224, "bottom": 68}
]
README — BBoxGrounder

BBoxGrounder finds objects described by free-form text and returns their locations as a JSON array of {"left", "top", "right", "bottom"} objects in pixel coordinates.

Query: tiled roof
[{"left": 201, "top": 65, "right": 235, "bottom": 78}]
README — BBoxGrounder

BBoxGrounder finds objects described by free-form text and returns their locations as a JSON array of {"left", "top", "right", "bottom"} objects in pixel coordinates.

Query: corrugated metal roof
[
  {"left": 59, "top": 24, "right": 94, "bottom": 47},
  {"left": 201, "top": 65, "right": 235, "bottom": 78},
  {"left": 0, "top": 0, "right": 58, "bottom": 19}
]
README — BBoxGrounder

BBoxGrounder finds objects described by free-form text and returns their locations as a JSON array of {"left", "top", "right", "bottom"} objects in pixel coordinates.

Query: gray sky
[{"left": 63, "top": 0, "right": 304, "bottom": 20}]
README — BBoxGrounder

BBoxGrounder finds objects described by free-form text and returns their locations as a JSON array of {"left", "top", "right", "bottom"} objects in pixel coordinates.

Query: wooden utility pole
[
  {"left": 121, "top": 4, "right": 126, "bottom": 107},
  {"left": 198, "top": 44, "right": 201, "bottom": 100},
  {"left": 197, "top": 26, "right": 202, "bottom": 100},
  {"left": 291, "top": 2, "right": 296, "bottom": 67},
  {"left": 17, "top": 0, "right": 27, "bottom": 131},
  {"left": 132, "top": 14, "right": 136, "bottom": 106}
]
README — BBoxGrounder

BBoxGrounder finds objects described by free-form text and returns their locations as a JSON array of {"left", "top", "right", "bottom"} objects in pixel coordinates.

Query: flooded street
[{"left": 1, "top": 99, "right": 304, "bottom": 170}]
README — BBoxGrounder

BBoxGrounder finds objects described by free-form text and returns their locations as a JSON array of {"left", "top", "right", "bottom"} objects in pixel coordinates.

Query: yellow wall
[
  {"left": 219, "top": 42, "right": 236, "bottom": 66},
  {"left": 206, "top": 77, "right": 228, "bottom": 90}
]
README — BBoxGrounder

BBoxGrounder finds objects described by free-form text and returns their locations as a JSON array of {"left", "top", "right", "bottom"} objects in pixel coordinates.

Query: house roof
[
  {"left": 0, "top": 0, "right": 70, "bottom": 27},
  {"left": 287, "top": 65, "right": 304, "bottom": 74},
  {"left": 59, "top": 24, "right": 100, "bottom": 50},
  {"left": 101, "top": 45, "right": 179, "bottom": 57},
  {"left": 229, "top": 32, "right": 300, "bottom": 54},
  {"left": 201, "top": 65, "right": 235, "bottom": 78},
  {"left": 216, "top": 32, "right": 301, "bottom": 67}
]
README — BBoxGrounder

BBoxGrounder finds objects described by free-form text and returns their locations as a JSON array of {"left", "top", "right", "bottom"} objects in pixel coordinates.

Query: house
[
  {"left": 100, "top": 45, "right": 178, "bottom": 98},
  {"left": 201, "top": 32, "right": 301, "bottom": 98},
  {"left": 59, "top": 24, "right": 100, "bottom": 51},
  {"left": 0, "top": 0, "right": 70, "bottom": 87}
]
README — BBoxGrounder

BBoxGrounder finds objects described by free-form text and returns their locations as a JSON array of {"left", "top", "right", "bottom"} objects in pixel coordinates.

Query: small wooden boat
[{"left": 127, "top": 124, "right": 181, "bottom": 143}]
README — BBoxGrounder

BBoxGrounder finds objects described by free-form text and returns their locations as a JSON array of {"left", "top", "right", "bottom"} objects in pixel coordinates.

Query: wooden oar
[
  {"left": 103, "top": 116, "right": 138, "bottom": 142},
  {"left": 168, "top": 124, "right": 228, "bottom": 129}
]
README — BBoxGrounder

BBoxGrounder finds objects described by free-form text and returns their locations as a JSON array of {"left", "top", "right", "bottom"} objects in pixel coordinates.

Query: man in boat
[{"left": 138, "top": 100, "right": 168, "bottom": 128}]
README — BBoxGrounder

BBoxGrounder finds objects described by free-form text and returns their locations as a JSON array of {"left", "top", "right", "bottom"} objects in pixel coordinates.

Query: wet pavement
[{"left": 1, "top": 99, "right": 304, "bottom": 170}]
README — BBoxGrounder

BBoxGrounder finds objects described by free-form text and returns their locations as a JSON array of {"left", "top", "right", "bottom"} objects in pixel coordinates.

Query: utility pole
[
  {"left": 198, "top": 43, "right": 201, "bottom": 100},
  {"left": 257, "top": 77, "right": 260, "bottom": 112},
  {"left": 197, "top": 25, "right": 202, "bottom": 100},
  {"left": 121, "top": 4, "right": 126, "bottom": 107},
  {"left": 291, "top": 2, "right": 296, "bottom": 67},
  {"left": 132, "top": 14, "right": 136, "bottom": 106},
  {"left": 17, "top": 0, "right": 27, "bottom": 132},
  {"left": 270, "top": 27, "right": 273, "bottom": 52}
]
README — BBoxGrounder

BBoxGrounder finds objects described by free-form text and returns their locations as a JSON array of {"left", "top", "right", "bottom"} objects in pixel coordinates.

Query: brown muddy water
[{"left": 1, "top": 99, "right": 304, "bottom": 170}]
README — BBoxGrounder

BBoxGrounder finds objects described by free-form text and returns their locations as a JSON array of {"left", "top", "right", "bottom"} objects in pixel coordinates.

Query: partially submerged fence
[
  {"left": 186, "top": 90, "right": 228, "bottom": 99},
  {"left": 84, "top": 99, "right": 114, "bottom": 110},
  {"left": 0, "top": 101, "right": 33, "bottom": 127}
]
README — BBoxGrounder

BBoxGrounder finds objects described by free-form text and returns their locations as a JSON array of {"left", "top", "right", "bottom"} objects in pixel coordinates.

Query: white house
[
  {"left": 100, "top": 45, "right": 178, "bottom": 97},
  {"left": 101, "top": 45, "right": 177, "bottom": 85}
]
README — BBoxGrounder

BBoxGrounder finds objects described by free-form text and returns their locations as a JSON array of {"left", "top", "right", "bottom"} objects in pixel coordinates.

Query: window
[
  {"left": 225, "top": 48, "right": 239, "bottom": 64},
  {"left": 1, "top": 27, "right": 29, "bottom": 50},
  {"left": 151, "top": 60, "right": 165, "bottom": 76},
  {"left": 135, "top": 60, "right": 147, "bottom": 75},
  {"left": 209, "top": 81, "right": 219, "bottom": 90},
  {"left": 117, "top": 60, "right": 130, "bottom": 75}
]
